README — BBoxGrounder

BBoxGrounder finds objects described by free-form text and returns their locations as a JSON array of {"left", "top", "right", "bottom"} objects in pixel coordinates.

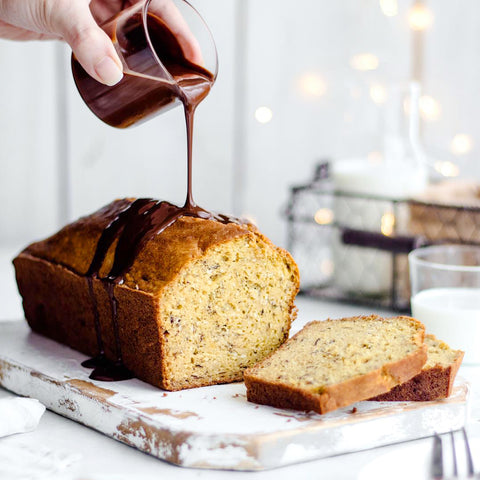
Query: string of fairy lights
[{"left": 254, "top": 0, "right": 473, "bottom": 178}]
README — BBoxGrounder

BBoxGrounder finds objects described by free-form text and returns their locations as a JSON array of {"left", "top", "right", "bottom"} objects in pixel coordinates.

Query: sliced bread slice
[
  {"left": 371, "top": 334, "right": 464, "bottom": 402},
  {"left": 244, "top": 315, "right": 427, "bottom": 414}
]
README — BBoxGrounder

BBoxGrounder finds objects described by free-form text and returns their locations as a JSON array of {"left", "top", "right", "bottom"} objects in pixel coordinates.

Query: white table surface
[{"left": 1, "top": 245, "right": 479, "bottom": 480}]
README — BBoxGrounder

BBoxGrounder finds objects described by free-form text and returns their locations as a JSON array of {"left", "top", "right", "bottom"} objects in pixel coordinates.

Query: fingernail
[{"left": 94, "top": 56, "right": 123, "bottom": 86}]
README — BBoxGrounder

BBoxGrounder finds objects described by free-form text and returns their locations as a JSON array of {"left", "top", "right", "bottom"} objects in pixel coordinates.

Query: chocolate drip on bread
[
  {"left": 83, "top": 197, "right": 245, "bottom": 381},
  {"left": 82, "top": 91, "right": 243, "bottom": 381},
  {"left": 82, "top": 199, "right": 156, "bottom": 379}
]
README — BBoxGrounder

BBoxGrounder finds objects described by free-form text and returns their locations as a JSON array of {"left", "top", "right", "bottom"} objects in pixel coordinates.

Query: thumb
[{"left": 53, "top": 2, "right": 123, "bottom": 86}]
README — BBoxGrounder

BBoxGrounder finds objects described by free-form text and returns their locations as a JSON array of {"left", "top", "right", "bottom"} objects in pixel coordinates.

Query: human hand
[
  {"left": 0, "top": 0, "right": 202, "bottom": 86},
  {"left": 0, "top": 0, "right": 127, "bottom": 85}
]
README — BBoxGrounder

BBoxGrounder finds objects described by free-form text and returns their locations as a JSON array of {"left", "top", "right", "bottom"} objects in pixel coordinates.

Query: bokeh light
[
  {"left": 350, "top": 53, "right": 379, "bottom": 71},
  {"left": 314, "top": 208, "right": 334, "bottom": 225},
  {"left": 408, "top": 4, "right": 434, "bottom": 31},
  {"left": 370, "top": 83, "right": 387, "bottom": 104},
  {"left": 381, "top": 212, "right": 395, "bottom": 236},
  {"left": 450, "top": 134, "right": 473, "bottom": 155},
  {"left": 419, "top": 95, "right": 441, "bottom": 121},
  {"left": 298, "top": 73, "right": 327, "bottom": 98},
  {"left": 254, "top": 106, "right": 273, "bottom": 124},
  {"left": 434, "top": 161, "right": 460, "bottom": 177}
]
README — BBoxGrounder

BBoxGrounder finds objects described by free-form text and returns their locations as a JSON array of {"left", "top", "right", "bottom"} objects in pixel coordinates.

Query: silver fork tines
[
  {"left": 451, "top": 431, "right": 458, "bottom": 477},
  {"left": 432, "top": 433, "right": 444, "bottom": 479},
  {"left": 431, "top": 428, "right": 476, "bottom": 479},
  {"left": 462, "top": 427, "right": 475, "bottom": 477}
]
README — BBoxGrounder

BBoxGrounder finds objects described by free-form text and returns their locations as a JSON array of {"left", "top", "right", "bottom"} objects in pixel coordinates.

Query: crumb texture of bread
[
  {"left": 159, "top": 233, "right": 298, "bottom": 390},
  {"left": 371, "top": 334, "right": 464, "bottom": 402},
  {"left": 244, "top": 315, "right": 427, "bottom": 414},
  {"left": 14, "top": 199, "right": 300, "bottom": 391}
]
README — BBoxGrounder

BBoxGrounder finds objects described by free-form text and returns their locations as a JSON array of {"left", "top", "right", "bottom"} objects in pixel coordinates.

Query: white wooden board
[{"left": 0, "top": 322, "right": 468, "bottom": 471}]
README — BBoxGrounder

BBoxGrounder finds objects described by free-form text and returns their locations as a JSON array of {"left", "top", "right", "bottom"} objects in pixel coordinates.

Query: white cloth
[
  {"left": 0, "top": 397, "right": 45, "bottom": 438},
  {"left": 0, "top": 443, "right": 82, "bottom": 480}
]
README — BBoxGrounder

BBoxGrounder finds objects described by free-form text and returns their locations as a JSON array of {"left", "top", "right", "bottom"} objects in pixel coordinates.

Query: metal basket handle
[{"left": 341, "top": 227, "right": 428, "bottom": 254}]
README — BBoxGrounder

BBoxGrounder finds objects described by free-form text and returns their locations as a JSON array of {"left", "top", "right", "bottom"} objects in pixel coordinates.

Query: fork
[{"left": 431, "top": 428, "right": 476, "bottom": 479}]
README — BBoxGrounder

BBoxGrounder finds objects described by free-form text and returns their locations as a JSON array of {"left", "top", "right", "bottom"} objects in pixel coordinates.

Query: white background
[{"left": 0, "top": 0, "right": 479, "bottom": 250}]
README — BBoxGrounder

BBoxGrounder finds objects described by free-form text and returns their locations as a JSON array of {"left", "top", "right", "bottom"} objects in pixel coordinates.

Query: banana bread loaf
[
  {"left": 371, "top": 334, "right": 464, "bottom": 401},
  {"left": 14, "top": 198, "right": 300, "bottom": 391},
  {"left": 244, "top": 315, "right": 427, "bottom": 414}
]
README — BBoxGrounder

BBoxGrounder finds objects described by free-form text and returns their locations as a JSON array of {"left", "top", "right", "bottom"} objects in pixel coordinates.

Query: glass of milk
[{"left": 409, "top": 244, "right": 480, "bottom": 364}]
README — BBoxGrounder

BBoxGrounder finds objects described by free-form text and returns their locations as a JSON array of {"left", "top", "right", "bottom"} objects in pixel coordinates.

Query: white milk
[{"left": 411, "top": 287, "right": 480, "bottom": 364}]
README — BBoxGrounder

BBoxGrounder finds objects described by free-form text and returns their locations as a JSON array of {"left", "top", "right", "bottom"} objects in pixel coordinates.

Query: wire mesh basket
[{"left": 285, "top": 162, "right": 480, "bottom": 312}]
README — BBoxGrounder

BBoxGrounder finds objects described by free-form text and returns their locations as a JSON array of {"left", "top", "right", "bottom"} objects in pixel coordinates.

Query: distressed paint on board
[{"left": 0, "top": 322, "right": 469, "bottom": 470}]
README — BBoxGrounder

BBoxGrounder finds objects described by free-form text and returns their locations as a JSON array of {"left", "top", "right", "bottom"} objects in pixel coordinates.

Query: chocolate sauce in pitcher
[
  {"left": 72, "top": 12, "right": 214, "bottom": 128},
  {"left": 76, "top": 13, "right": 243, "bottom": 381}
]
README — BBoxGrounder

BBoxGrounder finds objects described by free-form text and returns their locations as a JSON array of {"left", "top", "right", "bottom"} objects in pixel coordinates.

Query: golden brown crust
[
  {"left": 24, "top": 199, "right": 133, "bottom": 277},
  {"left": 244, "top": 346, "right": 427, "bottom": 414},
  {"left": 371, "top": 346, "right": 464, "bottom": 402},
  {"left": 244, "top": 316, "right": 427, "bottom": 414},
  {"left": 23, "top": 199, "right": 272, "bottom": 294},
  {"left": 14, "top": 252, "right": 167, "bottom": 388}
]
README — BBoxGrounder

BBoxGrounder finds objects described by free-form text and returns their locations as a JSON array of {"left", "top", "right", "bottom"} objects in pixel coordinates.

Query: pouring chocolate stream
[{"left": 77, "top": 13, "right": 243, "bottom": 381}]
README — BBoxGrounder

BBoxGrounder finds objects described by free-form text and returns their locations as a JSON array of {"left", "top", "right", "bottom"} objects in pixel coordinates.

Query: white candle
[
  {"left": 332, "top": 160, "right": 427, "bottom": 198},
  {"left": 411, "top": 287, "right": 480, "bottom": 364}
]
